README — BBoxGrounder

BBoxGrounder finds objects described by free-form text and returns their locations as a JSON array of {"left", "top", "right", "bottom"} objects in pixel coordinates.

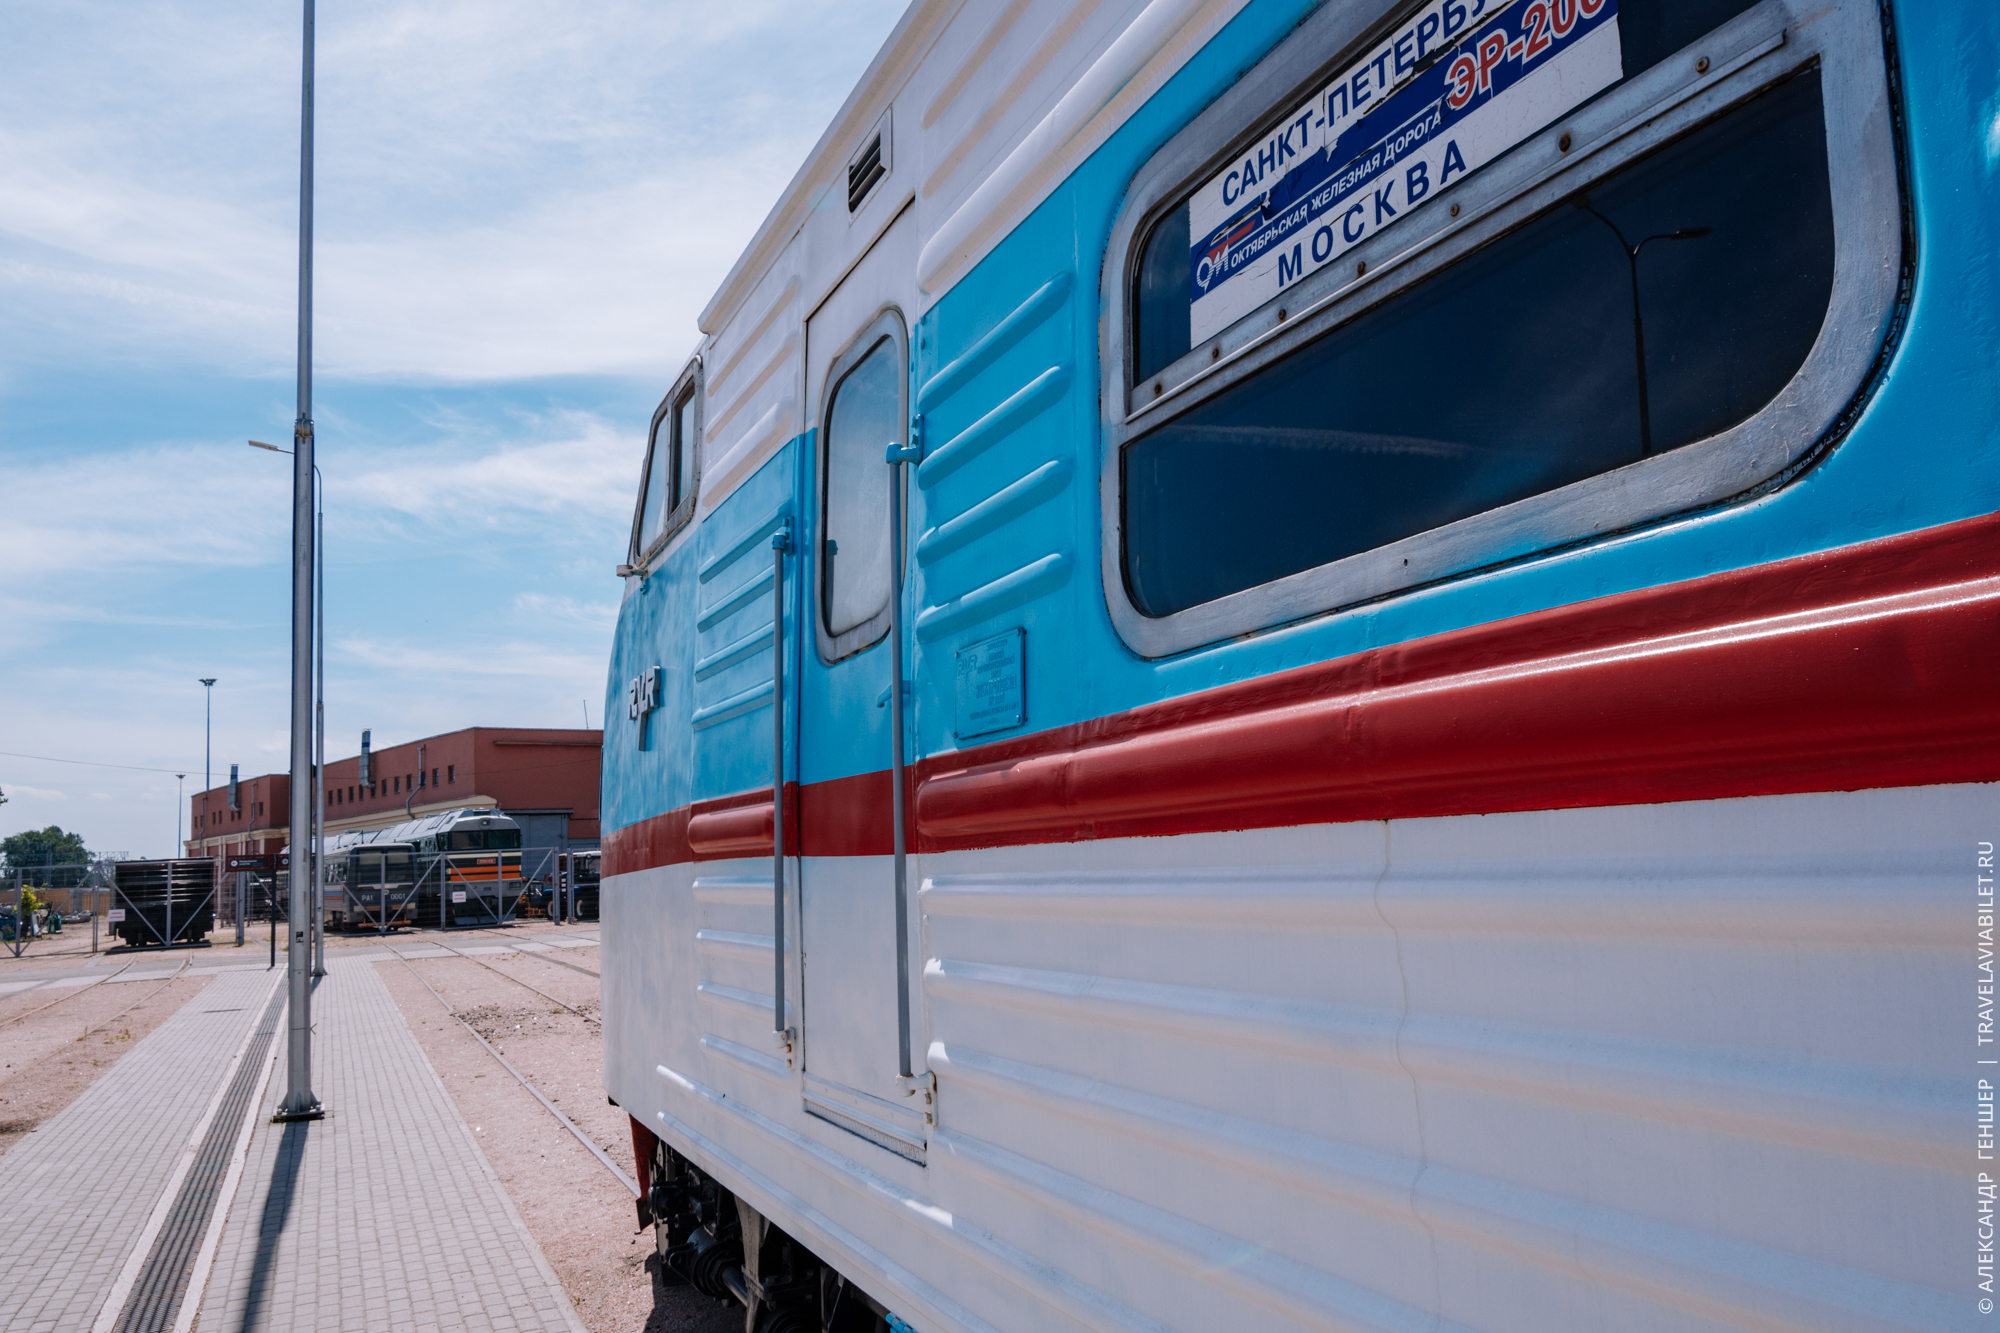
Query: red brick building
[
  {"left": 186, "top": 728, "right": 601, "bottom": 874},
  {"left": 184, "top": 773, "right": 291, "bottom": 861}
]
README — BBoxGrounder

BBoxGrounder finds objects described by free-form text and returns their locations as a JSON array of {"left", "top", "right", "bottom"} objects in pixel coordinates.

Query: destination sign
[
  {"left": 227, "top": 855, "right": 274, "bottom": 871},
  {"left": 1188, "top": 0, "right": 1622, "bottom": 344}
]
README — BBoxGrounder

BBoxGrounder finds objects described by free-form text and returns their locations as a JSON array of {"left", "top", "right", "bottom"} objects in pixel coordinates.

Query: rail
[{"left": 391, "top": 950, "right": 636, "bottom": 1198}]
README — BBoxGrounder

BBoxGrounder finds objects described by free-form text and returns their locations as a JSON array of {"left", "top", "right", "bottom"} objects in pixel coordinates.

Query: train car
[
  {"left": 381, "top": 807, "right": 528, "bottom": 928},
  {"left": 600, "top": 1, "right": 1994, "bottom": 1329},
  {"left": 324, "top": 834, "right": 421, "bottom": 932},
  {"left": 106, "top": 859, "right": 215, "bottom": 949},
  {"left": 574, "top": 850, "right": 601, "bottom": 921},
  {"left": 547, "top": 850, "right": 603, "bottom": 923},
  {"left": 293, "top": 810, "right": 527, "bottom": 929}
]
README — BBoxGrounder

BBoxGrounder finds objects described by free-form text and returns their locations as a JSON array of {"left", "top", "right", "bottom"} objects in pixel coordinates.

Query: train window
[
  {"left": 1132, "top": 207, "right": 1191, "bottom": 383},
  {"left": 673, "top": 394, "right": 697, "bottom": 520},
  {"left": 1617, "top": 0, "right": 1761, "bottom": 78},
  {"left": 1136, "top": 0, "right": 1776, "bottom": 390},
  {"left": 631, "top": 358, "right": 702, "bottom": 568},
  {"left": 1127, "top": 69, "right": 1833, "bottom": 617},
  {"left": 816, "top": 309, "right": 907, "bottom": 660},
  {"left": 446, "top": 829, "right": 521, "bottom": 850},
  {"left": 1102, "top": 0, "right": 1900, "bottom": 656}
]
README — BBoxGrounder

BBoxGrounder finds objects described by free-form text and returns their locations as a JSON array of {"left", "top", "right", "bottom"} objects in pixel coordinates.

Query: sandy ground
[
  {"left": 0, "top": 971, "right": 217, "bottom": 1156},
  {"left": 376, "top": 943, "right": 738, "bottom": 1333}
]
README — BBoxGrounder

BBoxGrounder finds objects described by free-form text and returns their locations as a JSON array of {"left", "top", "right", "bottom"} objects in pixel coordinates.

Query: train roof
[
  {"left": 283, "top": 809, "right": 516, "bottom": 857},
  {"left": 693, "top": 0, "right": 1220, "bottom": 336},
  {"left": 377, "top": 807, "right": 521, "bottom": 844},
  {"left": 282, "top": 831, "right": 415, "bottom": 856}
]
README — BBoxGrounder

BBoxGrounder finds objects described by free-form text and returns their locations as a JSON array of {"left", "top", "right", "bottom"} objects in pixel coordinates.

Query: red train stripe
[{"left": 603, "top": 511, "right": 2000, "bottom": 875}]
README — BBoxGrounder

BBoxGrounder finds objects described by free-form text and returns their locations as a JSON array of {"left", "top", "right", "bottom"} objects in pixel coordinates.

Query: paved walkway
[
  {"left": 0, "top": 943, "right": 593, "bottom": 1333},
  {"left": 0, "top": 967, "right": 282, "bottom": 1333}
]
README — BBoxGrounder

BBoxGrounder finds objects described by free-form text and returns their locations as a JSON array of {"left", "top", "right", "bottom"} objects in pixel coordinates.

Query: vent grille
[{"left": 847, "top": 134, "right": 885, "bottom": 212}]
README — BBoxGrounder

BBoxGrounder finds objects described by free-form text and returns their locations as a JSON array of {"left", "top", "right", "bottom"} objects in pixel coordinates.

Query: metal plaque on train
[
  {"left": 956, "top": 628, "right": 1026, "bottom": 739},
  {"left": 1188, "top": 0, "right": 1622, "bottom": 344}
]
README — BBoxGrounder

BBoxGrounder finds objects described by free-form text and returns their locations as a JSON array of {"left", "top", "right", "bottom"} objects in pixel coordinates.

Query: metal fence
[
  {"left": 2, "top": 861, "right": 121, "bottom": 956},
  {"left": 1, "top": 845, "right": 574, "bottom": 956}
]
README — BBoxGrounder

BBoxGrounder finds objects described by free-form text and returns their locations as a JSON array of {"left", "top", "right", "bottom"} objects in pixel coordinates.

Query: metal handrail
[
  {"left": 886, "top": 440, "right": 921, "bottom": 1079},
  {"left": 771, "top": 523, "right": 794, "bottom": 1053}
]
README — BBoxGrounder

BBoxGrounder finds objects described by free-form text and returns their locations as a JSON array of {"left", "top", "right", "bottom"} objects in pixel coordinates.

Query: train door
[{"left": 795, "top": 204, "right": 926, "bottom": 1158}]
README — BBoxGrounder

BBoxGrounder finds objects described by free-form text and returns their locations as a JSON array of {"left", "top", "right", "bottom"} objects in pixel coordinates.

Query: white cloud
[
  {"left": 333, "top": 410, "right": 640, "bottom": 527},
  {"left": 0, "top": 0, "right": 907, "bottom": 855},
  {"left": 0, "top": 0, "right": 908, "bottom": 382},
  {"left": 1, "top": 784, "right": 67, "bottom": 801},
  {"left": 337, "top": 636, "right": 605, "bottom": 684},
  {"left": 0, "top": 443, "right": 290, "bottom": 578},
  {"left": 512, "top": 593, "right": 619, "bottom": 631},
  {"left": 0, "top": 407, "right": 637, "bottom": 594}
]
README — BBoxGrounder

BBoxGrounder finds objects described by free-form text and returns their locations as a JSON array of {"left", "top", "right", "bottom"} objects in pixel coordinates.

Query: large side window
[
  {"left": 1103, "top": 0, "right": 1900, "bottom": 655},
  {"left": 631, "top": 358, "right": 702, "bottom": 566},
  {"left": 817, "top": 311, "right": 906, "bottom": 659},
  {"left": 1127, "top": 69, "right": 1832, "bottom": 617}
]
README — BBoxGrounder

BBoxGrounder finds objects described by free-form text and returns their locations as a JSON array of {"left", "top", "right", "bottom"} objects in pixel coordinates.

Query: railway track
[
  {"left": 83, "top": 960, "right": 195, "bottom": 1036},
  {"left": 0, "top": 961, "right": 138, "bottom": 1031},
  {"left": 404, "top": 939, "right": 599, "bottom": 1017},
  {"left": 389, "top": 950, "right": 636, "bottom": 1198}
]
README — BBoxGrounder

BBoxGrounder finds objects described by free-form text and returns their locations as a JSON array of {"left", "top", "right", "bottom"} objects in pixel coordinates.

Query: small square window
[{"left": 633, "top": 361, "right": 703, "bottom": 564}]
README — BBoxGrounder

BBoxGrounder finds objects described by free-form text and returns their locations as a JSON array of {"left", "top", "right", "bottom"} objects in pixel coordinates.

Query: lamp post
[
  {"left": 312, "top": 501, "right": 325, "bottom": 979},
  {"left": 274, "top": 0, "right": 322, "bottom": 1123},
  {"left": 248, "top": 445, "right": 326, "bottom": 979},
  {"left": 1572, "top": 196, "right": 1711, "bottom": 458},
  {"left": 176, "top": 775, "right": 186, "bottom": 855},
  {"left": 200, "top": 679, "right": 216, "bottom": 863}
]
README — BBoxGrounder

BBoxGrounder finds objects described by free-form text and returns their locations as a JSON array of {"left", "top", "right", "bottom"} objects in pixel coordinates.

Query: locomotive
[{"left": 298, "top": 808, "right": 527, "bottom": 930}]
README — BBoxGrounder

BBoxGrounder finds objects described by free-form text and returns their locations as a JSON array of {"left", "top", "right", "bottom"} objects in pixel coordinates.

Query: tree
[{"left": 3, "top": 826, "right": 91, "bottom": 888}]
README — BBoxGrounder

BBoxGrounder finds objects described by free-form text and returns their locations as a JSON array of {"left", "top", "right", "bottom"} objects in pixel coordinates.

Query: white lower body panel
[{"left": 602, "top": 782, "right": 1981, "bottom": 1333}]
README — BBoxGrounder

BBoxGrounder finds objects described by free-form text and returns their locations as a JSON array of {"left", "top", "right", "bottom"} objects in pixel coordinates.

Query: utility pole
[{"left": 277, "top": 0, "right": 323, "bottom": 1122}]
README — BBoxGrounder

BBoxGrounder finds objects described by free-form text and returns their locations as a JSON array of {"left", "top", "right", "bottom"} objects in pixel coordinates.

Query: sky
[{"left": 1, "top": 0, "right": 911, "bottom": 859}]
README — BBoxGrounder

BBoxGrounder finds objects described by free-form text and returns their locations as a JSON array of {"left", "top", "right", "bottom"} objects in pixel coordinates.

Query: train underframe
[{"left": 644, "top": 1135, "right": 899, "bottom": 1333}]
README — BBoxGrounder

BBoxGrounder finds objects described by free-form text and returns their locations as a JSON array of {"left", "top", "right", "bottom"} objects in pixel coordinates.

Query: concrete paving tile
[
  {"left": 0, "top": 966, "right": 282, "bottom": 1333},
  {"left": 192, "top": 956, "right": 586, "bottom": 1332}
]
